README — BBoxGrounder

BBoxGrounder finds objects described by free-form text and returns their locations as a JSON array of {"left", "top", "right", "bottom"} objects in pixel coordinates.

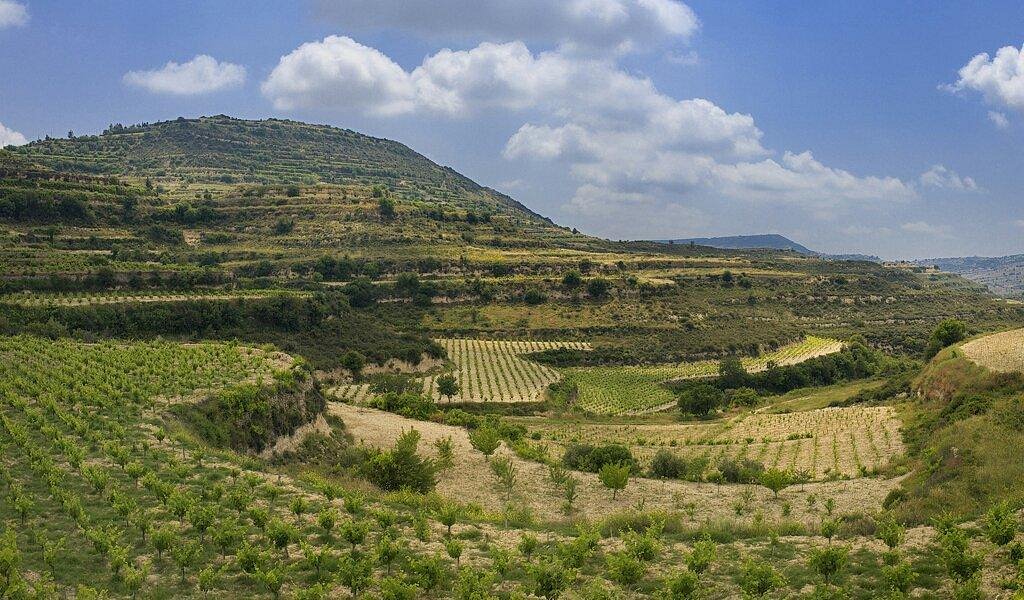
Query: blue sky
[{"left": 2, "top": 0, "right": 1023, "bottom": 259}]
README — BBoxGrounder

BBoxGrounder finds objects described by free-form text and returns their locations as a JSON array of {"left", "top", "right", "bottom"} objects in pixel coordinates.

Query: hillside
[
  {"left": 12, "top": 115, "right": 551, "bottom": 223},
  {"left": 917, "top": 254, "right": 1024, "bottom": 297},
  {"left": 657, "top": 234, "right": 815, "bottom": 255}
]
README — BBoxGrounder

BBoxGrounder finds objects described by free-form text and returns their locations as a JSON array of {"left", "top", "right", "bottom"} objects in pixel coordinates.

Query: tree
[
  {"left": 587, "top": 277, "right": 611, "bottom": 299},
  {"left": 436, "top": 373, "right": 460, "bottom": 403},
  {"left": 809, "top": 545, "right": 848, "bottom": 587},
  {"left": 341, "top": 351, "right": 366, "bottom": 381},
  {"left": 598, "top": 462, "right": 630, "bottom": 499},
  {"left": 433, "top": 436, "right": 455, "bottom": 472},
  {"left": 362, "top": 429, "right": 438, "bottom": 493},
  {"left": 437, "top": 503, "right": 461, "bottom": 537},
  {"left": 490, "top": 457, "right": 518, "bottom": 503},
  {"left": 926, "top": 319, "right": 967, "bottom": 357},
  {"left": 171, "top": 539, "right": 201, "bottom": 583},
  {"left": 760, "top": 469, "right": 792, "bottom": 499},
  {"left": 378, "top": 197, "right": 397, "bottom": 221},
  {"left": 718, "top": 357, "right": 749, "bottom": 389},
  {"left": 677, "top": 384, "right": 724, "bottom": 417},
  {"left": 686, "top": 535, "right": 716, "bottom": 576},
  {"left": 739, "top": 560, "right": 784, "bottom": 597},
  {"left": 469, "top": 427, "right": 501, "bottom": 456}
]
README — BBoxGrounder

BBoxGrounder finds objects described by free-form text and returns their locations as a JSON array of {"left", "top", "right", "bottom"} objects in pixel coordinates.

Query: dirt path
[{"left": 330, "top": 402, "right": 899, "bottom": 524}]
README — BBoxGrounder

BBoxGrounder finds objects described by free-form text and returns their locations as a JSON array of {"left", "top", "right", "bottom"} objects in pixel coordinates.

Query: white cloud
[
  {"left": 665, "top": 50, "right": 699, "bottom": 66},
  {"left": 264, "top": 36, "right": 917, "bottom": 221},
  {"left": 262, "top": 37, "right": 414, "bottom": 115},
  {"left": 313, "top": 0, "right": 698, "bottom": 53},
  {"left": 949, "top": 44, "right": 1024, "bottom": 112},
  {"left": 123, "top": 55, "right": 246, "bottom": 95},
  {"left": 0, "top": 122, "right": 27, "bottom": 147},
  {"left": 901, "top": 221, "right": 949, "bottom": 236},
  {"left": 0, "top": 1, "right": 28, "bottom": 28},
  {"left": 918, "top": 164, "right": 979, "bottom": 192},
  {"left": 1015, "top": 219, "right": 1024, "bottom": 228},
  {"left": 988, "top": 110, "right": 1010, "bottom": 128}
]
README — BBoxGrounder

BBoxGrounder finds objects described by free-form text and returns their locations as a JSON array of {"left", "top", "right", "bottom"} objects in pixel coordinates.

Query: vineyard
[
  {"left": 0, "top": 289, "right": 309, "bottom": 307},
  {"left": 563, "top": 336, "right": 843, "bottom": 415},
  {"left": 961, "top": 326, "right": 1024, "bottom": 373},
  {"left": 330, "top": 338, "right": 590, "bottom": 404},
  {"left": 521, "top": 406, "right": 903, "bottom": 480}
]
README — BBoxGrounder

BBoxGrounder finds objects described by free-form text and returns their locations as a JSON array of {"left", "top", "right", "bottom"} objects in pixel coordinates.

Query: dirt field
[
  {"left": 962, "top": 327, "right": 1024, "bottom": 373},
  {"left": 330, "top": 403, "right": 900, "bottom": 524}
]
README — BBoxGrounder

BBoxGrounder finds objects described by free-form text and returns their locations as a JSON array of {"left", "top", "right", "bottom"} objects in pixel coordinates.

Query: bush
[
  {"left": 605, "top": 551, "right": 644, "bottom": 586},
  {"left": 649, "top": 449, "right": 687, "bottom": 479},
  {"left": 562, "top": 443, "right": 637, "bottom": 473},
  {"left": 926, "top": 319, "right": 968, "bottom": 358},
  {"left": 718, "top": 458, "right": 765, "bottom": 484},
  {"left": 362, "top": 429, "right": 437, "bottom": 493}
]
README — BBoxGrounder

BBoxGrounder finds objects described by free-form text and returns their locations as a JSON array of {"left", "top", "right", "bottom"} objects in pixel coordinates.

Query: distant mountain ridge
[
  {"left": 915, "top": 255, "right": 1024, "bottom": 297},
  {"left": 656, "top": 234, "right": 815, "bottom": 255}
]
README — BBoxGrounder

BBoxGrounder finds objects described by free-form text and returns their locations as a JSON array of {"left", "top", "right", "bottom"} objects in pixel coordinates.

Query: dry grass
[{"left": 962, "top": 327, "right": 1024, "bottom": 373}]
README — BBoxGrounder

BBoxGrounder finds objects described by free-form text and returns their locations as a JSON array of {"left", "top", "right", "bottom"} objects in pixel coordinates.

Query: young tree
[
  {"left": 437, "top": 503, "right": 461, "bottom": 537},
  {"left": 598, "top": 462, "right": 630, "bottom": 499},
  {"left": 469, "top": 427, "right": 501, "bottom": 456},
  {"left": 171, "top": 539, "right": 201, "bottom": 583},
  {"left": 338, "top": 553, "right": 373, "bottom": 598},
  {"left": 587, "top": 277, "right": 611, "bottom": 299},
  {"left": 760, "top": 468, "right": 792, "bottom": 500},
  {"left": 718, "top": 357, "right": 749, "bottom": 389},
  {"left": 739, "top": 560, "right": 784, "bottom": 598},
  {"left": 809, "top": 545, "right": 848, "bottom": 587},
  {"left": 686, "top": 535, "right": 716, "bottom": 576},
  {"left": 433, "top": 436, "right": 455, "bottom": 473},
  {"left": 925, "top": 319, "right": 968, "bottom": 357},
  {"left": 436, "top": 373, "right": 460, "bottom": 403},
  {"left": 983, "top": 501, "right": 1018, "bottom": 547},
  {"left": 490, "top": 456, "right": 518, "bottom": 503}
]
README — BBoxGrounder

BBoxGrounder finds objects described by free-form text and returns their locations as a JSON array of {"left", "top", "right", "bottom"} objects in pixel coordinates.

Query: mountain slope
[
  {"left": 916, "top": 255, "right": 1024, "bottom": 297},
  {"left": 12, "top": 114, "right": 550, "bottom": 223},
  {"left": 657, "top": 233, "right": 815, "bottom": 254}
]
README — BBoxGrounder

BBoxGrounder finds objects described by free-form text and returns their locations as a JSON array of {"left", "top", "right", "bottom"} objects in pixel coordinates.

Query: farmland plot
[
  {"left": 524, "top": 405, "right": 902, "bottom": 480},
  {"left": 962, "top": 327, "right": 1024, "bottom": 373},
  {"left": 422, "top": 338, "right": 590, "bottom": 403},
  {"left": 564, "top": 336, "right": 843, "bottom": 415}
]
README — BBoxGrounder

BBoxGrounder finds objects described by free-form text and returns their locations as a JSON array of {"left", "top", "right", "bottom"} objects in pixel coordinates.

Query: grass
[{"left": 761, "top": 380, "right": 887, "bottom": 413}]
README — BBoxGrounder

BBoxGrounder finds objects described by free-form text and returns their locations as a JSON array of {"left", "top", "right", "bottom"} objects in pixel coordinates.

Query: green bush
[{"left": 362, "top": 429, "right": 437, "bottom": 493}]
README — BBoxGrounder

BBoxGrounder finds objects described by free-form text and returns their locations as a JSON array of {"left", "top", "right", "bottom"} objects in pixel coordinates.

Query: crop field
[
  {"left": 563, "top": 336, "right": 843, "bottom": 415},
  {"left": 422, "top": 339, "right": 590, "bottom": 403},
  {"left": 0, "top": 288, "right": 309, "bottom": 307},
  {"left": 520, "top": 406, "right": 903, "bottom": 479},
  {"left": 330, "top": 338, "right": 590, "bottom": 404},
  {"left": 961, "top": 326, "right": 1024, "bottom": 373}
]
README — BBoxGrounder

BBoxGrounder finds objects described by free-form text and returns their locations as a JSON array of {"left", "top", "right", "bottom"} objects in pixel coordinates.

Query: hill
[
  {"left": 657, "top": 233, "right": 815, "bottom": 254},
  {"left": 12, "top": 115, "right": 551, "bottom": 223},
  {"left": 916, "top": 254, "right": 1024, "bottom": 297}
]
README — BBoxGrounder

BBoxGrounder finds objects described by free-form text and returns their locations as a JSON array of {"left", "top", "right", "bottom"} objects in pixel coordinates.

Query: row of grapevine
[
  {"left": 563, "top": 336, "right": 843, "bottom": 415},
  {"left": 0, "top": 288, "right": 309, "bottom": 307}
]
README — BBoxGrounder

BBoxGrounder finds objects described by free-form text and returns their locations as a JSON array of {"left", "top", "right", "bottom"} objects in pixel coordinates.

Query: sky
[{"left": 1, "top": 1, "right": 1024, "bottom": 259}]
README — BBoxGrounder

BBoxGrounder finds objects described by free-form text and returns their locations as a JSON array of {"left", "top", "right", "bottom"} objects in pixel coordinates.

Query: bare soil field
[{"left": 962, "top": 326, "right": 1024, "bottom": 373}]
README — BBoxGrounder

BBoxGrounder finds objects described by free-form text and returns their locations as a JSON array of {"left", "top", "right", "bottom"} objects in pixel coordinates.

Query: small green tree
[
  {"left": 436, "top": 373, "right": 460, "bottom": 403},
  {"left": 598, "top": 462, "right": 630, "bottom": 499},
  {"left": 983, "top": 501, "right": 1018, "bottom": 547},
  {"left": 760, "top": 468, "right": 792, "bottom": 499},
  {"left": 809, "top": 545, "right": 848, "bottom": 587},
  {"left": 587, "top": 277, "right": 611, "bottom": 299},
  {"left": 686, "top": 535, "right": 716, "bottom": 576},
  {"left": 433, "top": 436, "right": 455, "bottom": 473},
  {"left": 378, "top": 196, "right": 397, "bottom": 221},
  {"left": 739, "top": 560, "right": 784, "bottom": 598},
  {"left": 341, "top": 351, "right": 366, "bottom": 381},
  {"left": 469, "top": 427, "right": 501, "bottom": 456},
  {"left": 926, "top": 319, "right": 968, "bottom": 357},
  {"left": 490, "top": 456, "right": 518, "bottom": 503},
  {"left": 338, "top": 554, "right": 372, "bottom": 597},
  {"left": 171, "top": 539, "right": 201, "bottom": 583}
]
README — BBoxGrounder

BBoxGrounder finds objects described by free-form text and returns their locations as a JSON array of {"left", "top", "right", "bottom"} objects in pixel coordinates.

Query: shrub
[
  {"left": 718, "top": 458, "right": 765, "bottom": 484},
  {"left": 926, "top": 319, "right": 968, "bottom": 358},
  {"left": 664, "top": 570, "right": 699, "bottom": 599},
  {"left": 469, "top": 427, "right": 501, "bottom": 456},
  {"left": 606, "top": 551, "right": 644, "bottom": 586},
  {"left": 562, "top": 443, "right": 637, "bottom": 473},
  {"left": 362, "top": 429, "right": 437, "bottom": 493},
  {"left": 649, "top": 449, "right": 687, "bottom": 479},
  {"left": 739, "top": 560, "right": 784, "bottom": 597}
]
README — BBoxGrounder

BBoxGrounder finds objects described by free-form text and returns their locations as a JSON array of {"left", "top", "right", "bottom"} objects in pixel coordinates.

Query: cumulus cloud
[
  {"left": 988, "top": 110, "right": 1010, "bottom": 128},
  {"left": 313, "top": 0, "right": 698, "bottom": 53},
  {"left": 949, "top": 44, "right": 1024, "bottom": 112},
  {"left": 264, "top": 35, "right": 917, "bottom": 220},
  {"left": 123, "top": 55, "right": 246, "bottom": 95},
  {"left": 0, "top": 122, "right": 27, "bottom": 147},
  {"left": 918, "top": 164, "right": 979, "bottom": 191},
  {"left": 0, "top": 1, "right": 28, "bottom": 28}
]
